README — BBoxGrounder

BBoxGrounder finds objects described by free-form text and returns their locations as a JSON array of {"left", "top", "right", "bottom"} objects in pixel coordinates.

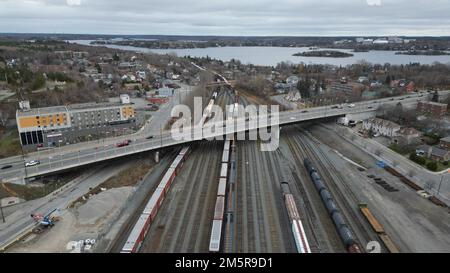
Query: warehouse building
[{"left": 16, "top": 96, "right": 136, "bottom": 150}]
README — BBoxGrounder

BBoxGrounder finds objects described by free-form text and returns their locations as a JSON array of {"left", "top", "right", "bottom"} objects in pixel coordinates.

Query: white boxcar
[
  {"left": 224, "top": 140, "right": 230, "bottom": 151},
  {"left": 170, "top": 154, "right": 184, "bottom": 170},
  {"left": 220, "top": 163, "right": 228, "bottom": 178},
  {"left": 122, "top": 214, "right": 150, "bottom": 253},
  {"left": 292, "top": 219, "right": 311, "bottom": 253},
  {"left": 143, "top": 193, "right": 158, "bottom": 215},
  {"left": 214, "top": 196, "right": 225, "bottom": 220},
  {"left": 217, "top": 178, "right": 227, "bottom": 196},
  {"left": 209, "top": 220, "right": 223, "bottom": 252},
  {"left": 221, "top": 149, "right": 229, "bottom": 163},
  {"left": 179, "top": 147, "right": 190, "bottom": 155},
  {"left": 158, "top": 167, "right": 175, "bottom": 192}
]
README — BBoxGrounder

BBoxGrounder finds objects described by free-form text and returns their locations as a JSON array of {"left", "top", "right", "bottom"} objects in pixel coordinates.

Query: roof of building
[
  {"left": 398, "top": 127, "right": 421, "bottom": 136},
  {"left": 431, "top": 146, "right": 450, "bottom": 157},
  {"left": 17, "top": 105, "right": 69, "bottom": 117},
  {"left": 440, "top": 136, "right": 450, "bottom": 143},
  {"left": 17, "top": 101, "right": 128, "bottom": 117},
  {"left": 416, "top": 145, "right": 449, "bottom": 158},
  {"left": 416, "top": 144, "right": 431, "bottom": 152},
  {"left": 364, "top": 118, "right": 401, "bottom": 129}
]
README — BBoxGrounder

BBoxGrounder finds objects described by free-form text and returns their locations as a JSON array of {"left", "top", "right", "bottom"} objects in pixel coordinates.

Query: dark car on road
[{"left": 1, "top": 165, "right": 12, "bottom": 170}]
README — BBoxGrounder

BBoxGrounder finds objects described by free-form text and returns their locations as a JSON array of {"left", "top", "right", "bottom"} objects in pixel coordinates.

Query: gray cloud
[{"left": 0, "top": 0, "right": 449, "bottom": 35}]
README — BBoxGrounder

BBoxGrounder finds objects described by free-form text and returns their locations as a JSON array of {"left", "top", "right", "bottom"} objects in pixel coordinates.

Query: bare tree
[{"left": 0, "top": 110, "right": 9, "bottom": 127}]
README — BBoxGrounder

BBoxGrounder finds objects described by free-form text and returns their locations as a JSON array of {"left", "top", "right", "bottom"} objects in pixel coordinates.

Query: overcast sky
[{"left": 0, "top": 0, "right": 449, "bottom": 36}]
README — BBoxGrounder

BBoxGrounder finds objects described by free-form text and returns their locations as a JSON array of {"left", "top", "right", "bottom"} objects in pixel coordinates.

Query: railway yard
[{"left": 2, "top": 88, "right": 450, "bottom": 254}]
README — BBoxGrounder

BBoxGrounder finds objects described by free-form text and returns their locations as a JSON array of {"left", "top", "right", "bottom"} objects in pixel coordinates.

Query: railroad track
[
  {"left": 172, "top": 141, "right": 220, "bottom": 252},
  {"left": 294, "top": 129, "right": 377, "bottom": 252},
  {"left": 232, "top": 94, "right": 293, "bottom": 253},
  {"left": 138, "top": 142, "right": 218, "bottom": 252},
  {"left": 263, "top": 149, "right": 297, "bottom": 252},
  {"left": 189, "top": 141, "right": 222, "bottom": 252},
  {"left": 281, "top": 133, "right": 344, "bottom": 252},
  {"left": 247, "top": 141, "right": 269, "bottom": 252}
]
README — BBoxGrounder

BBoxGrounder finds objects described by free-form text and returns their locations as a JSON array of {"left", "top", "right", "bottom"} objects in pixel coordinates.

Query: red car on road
[{"left": 116, "top": 140, "right": 131, "bottom": 147}]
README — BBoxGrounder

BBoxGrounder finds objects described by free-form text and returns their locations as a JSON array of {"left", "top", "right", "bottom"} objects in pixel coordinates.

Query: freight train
[
  {"left": 209, "top": 140, "right": 230, "bottom": 252},
  {"left": 121, "top": 147, "right": 190, "bottom": 253},
  {"left": 303, "top": 159, "right": 362, "bottom": 253},
  {"left": 280, "top": 182, "right": 311, "bottom": 253}
]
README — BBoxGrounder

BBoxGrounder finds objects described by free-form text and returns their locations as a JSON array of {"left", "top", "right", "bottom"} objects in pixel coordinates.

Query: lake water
[{"left": 71, "top": 40, "right": 450, "bottom": 67}]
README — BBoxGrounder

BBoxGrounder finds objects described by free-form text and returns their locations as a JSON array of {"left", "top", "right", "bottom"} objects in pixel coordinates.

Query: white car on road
[{"left": 25, "top": 160, "right": 40, "bottom": 167}]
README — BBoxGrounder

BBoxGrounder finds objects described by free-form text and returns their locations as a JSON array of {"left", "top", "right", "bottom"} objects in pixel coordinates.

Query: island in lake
[
  {"left": 395, "top": 50, "right": 450, "bottom": 56},
  {"left": 293, "top": 50, "right": 354, "bottom": 58}
]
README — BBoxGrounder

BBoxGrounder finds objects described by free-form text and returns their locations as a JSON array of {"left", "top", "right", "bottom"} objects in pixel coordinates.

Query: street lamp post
[
  {"left": 20, "top": 143, "right": 28, "bottom": 180},
  {"left": 160, "top": 124, "right": 163, "bottom": 147},
  {"left": 437, "top": 171, "right": 448, "bottom": 196},
  {"left": 0, "top": 195, "right": 5, "bottom": 223}
]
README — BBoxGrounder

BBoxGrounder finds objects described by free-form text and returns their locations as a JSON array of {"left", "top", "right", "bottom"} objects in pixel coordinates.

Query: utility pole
[
  {"left": 437, "top": 171, "right": 447, "bottom": 196},
  {"left": 21, "top": 143, "right": 28, "bottom": 180},
  {"left": 160, "top": 124, "right": 163, "bottom": 147},
  {"left": 0, "top": 194, "right": 5, "bottom": 223}
]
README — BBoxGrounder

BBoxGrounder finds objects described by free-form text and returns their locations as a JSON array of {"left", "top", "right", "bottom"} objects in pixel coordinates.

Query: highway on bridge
[{"left": 0, "top": 91, "right": 441, "bottom": 183}]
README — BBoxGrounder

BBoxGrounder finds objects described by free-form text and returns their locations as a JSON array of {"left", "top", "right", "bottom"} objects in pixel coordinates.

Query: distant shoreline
[{"left": 395, "top": 50, "right": 450, "bottom": 56}]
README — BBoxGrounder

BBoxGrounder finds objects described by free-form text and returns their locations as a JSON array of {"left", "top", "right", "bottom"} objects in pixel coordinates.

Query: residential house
[
  {"left": 73, "top": 51, "right": 89, "bottom": 59},
  {"left": 286, "top": 75, "right": 299, "bottom": 86},
  {"left": 406, "top": 81, "right": 415, "bottom": 93},
  {"left": 439, "top": 136, "right": 450, "bottom": 150},
  {"left": 416, "top": 145, "right": 450, "bottom": 162},
  {"left": 118, "top": 62, "right": 136, "bottom": 70},
  {"left": 285, "top": 89, "right": 301, "bottom": 102},
  {"left": 392, "top": 127, "right": 422, "bottom": 145},
  {"left": 363, "top": 118, "right": 401, "bottom": 137},
  {"left": 357, "top": 76, "right": 369, "bottom": 84}
]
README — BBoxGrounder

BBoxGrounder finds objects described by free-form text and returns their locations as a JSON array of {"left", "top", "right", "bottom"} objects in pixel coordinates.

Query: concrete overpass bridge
[{"left": 0, "top": 91, "right": 444, "bottom": 184}]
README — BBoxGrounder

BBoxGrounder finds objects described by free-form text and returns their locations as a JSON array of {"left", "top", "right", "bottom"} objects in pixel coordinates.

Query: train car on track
[
  {"left": 208, "top": 140, "right": 232, "bottom": 253},
  {"left": 121, "top": 214, "right": 150, "bottom": 253},
  {"left": 292, "top": 219, "right": 311, "bottom": 253},
  {"left": 209, "top": 220, "right": 223, "bottom": 252},
  {"left": 214, "top": 196, "right": 225, "bottom": 221},
  {"left": 220, "top": 163, "right": 228, "bottom": 178},
  {"left": 222, "top": 149, "right": 230, "bottom": 163},
  {"left": 303, "top": 159, "right": 362, "bottom": 253},
  {"left": 217, "top": 178, "right": 227, "bottom": 197},
  {"left": 121, "top": 146, "right": 190, "bottom": 253},
  {"left": 280, "top": 182, "right": 311, "bottom": 253},
  {"left": 223, "top": 140, "right": 231, "bottom": 152}
]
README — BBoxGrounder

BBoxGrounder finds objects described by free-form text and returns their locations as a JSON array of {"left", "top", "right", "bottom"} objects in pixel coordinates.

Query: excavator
[{"left": 30, "top": 208, "right": 61, "bottom": 234}]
